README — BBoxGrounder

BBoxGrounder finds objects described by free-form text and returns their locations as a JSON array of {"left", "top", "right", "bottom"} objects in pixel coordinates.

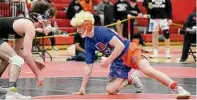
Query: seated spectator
[
  {"left": 73, "top": 33, "right": 86, "bottom": 61},
  {"left": 67, "top": 0, "right": 83, "bottom": 20},
  {"left": 67, "top": 33, "right": 98, "bottom": 61},
  {"left": 179, "top": 9, "right": 196, "bottom": 63},
  {"left": 97, "top": 0, "right": 113, "bottom": 25}
]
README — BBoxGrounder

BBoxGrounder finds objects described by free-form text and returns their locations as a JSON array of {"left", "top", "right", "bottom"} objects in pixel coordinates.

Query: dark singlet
[{"left": 0, "top": 17, "right": 34, "bottom": 39}]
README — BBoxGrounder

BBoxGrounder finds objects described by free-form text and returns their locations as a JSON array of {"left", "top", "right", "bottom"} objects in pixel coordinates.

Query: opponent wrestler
[
  {"left": 71, "top": 11, "right": 191, "bottom": 99},
  {"left": 0, "top": 1, "right": 55, "bottom": 89}
]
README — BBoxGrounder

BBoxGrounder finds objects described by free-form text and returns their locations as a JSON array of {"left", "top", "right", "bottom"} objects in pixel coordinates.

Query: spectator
[
  {"left": 123, "top": 0, "right": 142, "bottom": 41},
  {"left": 11, "top": 0, "right": 29, "bottom": 17},
  {"left": 113, "top": 0, "right": 131, "bottom": 36},
  {"left": 143, "top": 0, "right": 173, "bottom": 58},
  {"left": 80, "top": 0, "right": 93, "bottom": 12},
  {"left": 67, "top": 33, "right": 98, "bottom": 61},
  {"left": 179, "top": 9, "right": 196, "bottom": 63},
  {"left": 67, "top": 0, "right": 83, "bottom": 20},
  {"left": 97, "top": 0, "right": 113, "bottom": 25},
  {"left": 73, "top": 33, "right": 86, "bottom": 61},
  {"left": 103, "top": 3, "right": 115, "bottom": 25},
  {"left": 80, "top": 0, "right": 101, "bottom": 25}
]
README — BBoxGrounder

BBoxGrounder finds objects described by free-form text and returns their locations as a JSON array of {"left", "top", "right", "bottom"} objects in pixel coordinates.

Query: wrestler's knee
[
  {"left": 138, "top": 59, "right": 154, "bottom": 75},
  {"left": 106, "top": 85, "right": 117, "bottom": 95},
  {"left": 140, "top": 65, "right": 155, "bottom": 77},
  {"left": 9, "top": 55, "right": 24, "bottom": 67}
]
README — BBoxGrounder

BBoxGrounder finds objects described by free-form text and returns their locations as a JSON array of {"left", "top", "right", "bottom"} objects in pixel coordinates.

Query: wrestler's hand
[
  {"left": 35, "top": 60, "right": 45, "bottom": 70},
  {"left": 36, "top": 74, "right": 44, "bottom": 87},
  {"left": 100, "top": 57, "right": 111, "bottom": 68},
  {"left": 73, "top": 88, "right": 86, "bottom": 95}
]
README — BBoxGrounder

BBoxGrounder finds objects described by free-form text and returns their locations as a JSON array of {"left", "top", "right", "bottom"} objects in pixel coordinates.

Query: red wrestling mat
[
  {"left": 1, "top": 61, "right": 196, "bottom": 78},
  {"left": 33, "top": 93, "right": 196, "bottom": 99}
]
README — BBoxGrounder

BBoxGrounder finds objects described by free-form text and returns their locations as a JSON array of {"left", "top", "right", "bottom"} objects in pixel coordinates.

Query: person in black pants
[
  {"left": 179, "top": 10, "right": 196, "bottom": 63},
  {"left": 123, "top": 0, "right": 141, "bottom": 41},
  {"left": 73, "top": 33, "right": 86, "bottom": 61},
  {"left": 113, "top": 0, "right": 130, "bottom": 37},
  {"left": 67, "top": 33, "right": 98, "bottom": 61}
]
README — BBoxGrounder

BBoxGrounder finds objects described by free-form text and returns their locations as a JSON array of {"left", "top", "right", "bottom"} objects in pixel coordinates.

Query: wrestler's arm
[
  {"left": 108, "top": 36, "right": 125, "bottom": 62},
  {"left": 76, "top": 42, "right": 95, "bottom": 95},
  {"left": 22, "top": 22, "right": 40, "bottom": 77},
  {"left": 80, "top": 64, "right": 93, "bottom": 91}
]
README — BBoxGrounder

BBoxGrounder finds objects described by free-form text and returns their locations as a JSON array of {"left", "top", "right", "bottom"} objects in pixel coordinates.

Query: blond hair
[{"left": 70, "top": 10, "right": 94, "bottom": 27}]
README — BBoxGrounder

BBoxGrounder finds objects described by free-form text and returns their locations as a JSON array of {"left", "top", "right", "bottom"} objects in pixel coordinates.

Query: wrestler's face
[
  {"left": 77, "top": 26, "right": 87, "bottom": 38},
  {"left": 34, "top": 22, "right": 42, "bottom": 28},
  {"left": 34, "top": 21, "right": 45, "bottom": 28}
]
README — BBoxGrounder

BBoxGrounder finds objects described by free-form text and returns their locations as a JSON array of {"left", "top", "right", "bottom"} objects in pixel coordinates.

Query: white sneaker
[
  {"left": 150, "top": 49, "right": 158, "bottom": 58},
  {"left": 174, "top": 86, "right": 191, "bottom": 99},
  {"left": 52, "top": 46, "right": 59, "bottom": 51},
  {"left": 165, "top": 48, "right": 171, "bottom": 59},
  {"left": 130, "top": 70, "right": 143, "bottom": 93},
  {"left": 5, "top": 87, "right": 31, "bottom": 100},
  {"left": 0, "top": 87, "right": 8, "bottom": 93}
]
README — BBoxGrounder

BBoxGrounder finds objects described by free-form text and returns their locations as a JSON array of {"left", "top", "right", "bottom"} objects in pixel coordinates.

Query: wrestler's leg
[
  {"left": 138, "top": 59, "right": 191, "bottom": 99},
  {"left": 106, "top": 77, "right": 125, "bottom": 95},
  {"left": 0, "top": 41, "right": 23, "bottom": 87}
]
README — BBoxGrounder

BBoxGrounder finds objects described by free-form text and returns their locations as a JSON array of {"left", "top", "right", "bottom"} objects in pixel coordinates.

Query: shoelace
[{"left": 174, "top": 86, "right": 183, "bottom": 94}]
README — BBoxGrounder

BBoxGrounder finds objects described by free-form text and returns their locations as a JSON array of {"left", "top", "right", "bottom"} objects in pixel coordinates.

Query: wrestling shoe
[
  {"left": 174, "top": 86, "right": 191, "bottom": 99},
  {"left": 129, "top": 70, "right": 143, "bottom": 93},
  {"left": 150, "top": 48, "right": 158, "bottom": 58},
  {"left": 0, "top": 87, "right": 8, "bottom": 93},
  {"left": 5, "top": 87, "right": 31, "bottom": 100},
  {"left": 165, "top": 48, "right": 171, "bottom": 59}
]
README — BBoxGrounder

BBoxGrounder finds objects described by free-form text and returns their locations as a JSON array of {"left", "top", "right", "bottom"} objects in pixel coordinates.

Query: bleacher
[{"left": 0, "top": 0, "right": 196, "bottom": 48}]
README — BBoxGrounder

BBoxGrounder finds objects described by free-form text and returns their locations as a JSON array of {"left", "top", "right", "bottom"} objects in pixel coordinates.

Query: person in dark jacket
[
  {"left": 179, "top": 9, "right": 196, "bottom": 63},
  {"left": 123, "top": 0, "right": 142, "bottom": 41},
  {"left": 113, "top": 0, "right": 131, "bottom": 36},
  {"left": 97, "top": 0, "right": 113, "bottom": 25},
  {"left": 67, "top": 0, "right": 83, "bottom": 20}
]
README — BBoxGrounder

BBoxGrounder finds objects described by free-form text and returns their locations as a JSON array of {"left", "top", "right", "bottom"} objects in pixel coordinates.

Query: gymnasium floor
[{"left": 0, "top": 45, "right": 196, "bottom": 99}]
